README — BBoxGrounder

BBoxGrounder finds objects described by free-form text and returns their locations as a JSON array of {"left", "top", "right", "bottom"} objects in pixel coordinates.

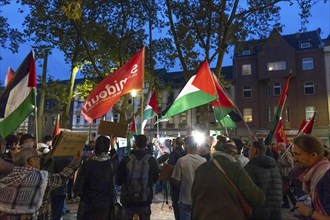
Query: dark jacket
[
  {"left": 167, "top": 146, "right": 186, "bottom": 166},
  {"left": 245, "top": 155, "right": 283, "bottom": 220},
  {"left": 167, "top": 146, "right": 186, "bottom": 197},
  {"left": 51, "top": 156, "right": 73, "bottom": 196},
  {"left": 74, "top": 158, "right": 114, "bottom": 204},
  {"left": 117, "top": 149, "right": 159, "bottom": 206},
  {"left": 73, "top": 157, "right": 114, "bottom": 220},
  {"left": 192, "top": 154, "right": 265, "bottom": 220}
]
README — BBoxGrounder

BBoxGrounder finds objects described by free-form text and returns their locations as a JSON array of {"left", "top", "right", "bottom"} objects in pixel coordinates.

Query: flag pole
[
  {"left": 34, "top": 106, "right": 39, "bottom": 144},
  {"left": 233, "top": 105, "right": 254, "bottom": 138},
  {"left": 280, "top": 112, "right": 316, "bottom": 159},
  {"left": 141, "top": 90, "right": 144, "bottom": 135},
  {"left": 156, "top": 115, "right": 159, "bottom": 138}
]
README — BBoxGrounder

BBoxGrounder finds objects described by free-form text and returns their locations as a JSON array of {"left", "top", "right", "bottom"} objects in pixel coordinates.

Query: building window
[
  {"left": 268, "top": 107, "right": 271, "bottom": 122},
  {"left": 304, "top": 81, "right": 315, "bottom": 95},
  {"left": 128, "top": 98, "right": 132, "bottom": 104},
  {"left": 243, "top": 86, "right": 252, "bottom": 98},
  {"left": 113, "top": 113, "right": 119, "bottom": 122},
  {"left": 76, "top": 115, "right": 81, "bottom": 124},
  {"left": 44, "top": 116, "right": 48, "bottom": 126},
  {"left": 242, "top": 64, "right": 252, "bottom": 75},
  {"left": 51, "top": 116, "right": 56, "bottom": 126},
  {"left": 267, "top": 61, "right": 286, "bottom": 71},
  {"left": 305, "top": 106, "right": 315, "bottom": 120},
  {"left": 300, "top": 42, "right": 311, "bottom": 49},
  {"left": 273, "top": 82, "right": 281, "bottom": 96},
  {"left": 242, "top": 50, "right": 251, "bottom": 55},
  {"left": 243, "top": 108, "right": 252, "bottom": 122},
  {"left": 302, "top": 57, "right": 314, "bottom": 70},
  {"left": 180, "top": 112, "right": 187, "bottom": 124}
]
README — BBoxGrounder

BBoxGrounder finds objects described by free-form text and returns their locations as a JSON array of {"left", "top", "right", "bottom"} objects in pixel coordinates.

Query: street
[{"left": 63, "top": 192, "right": 299, "bottom": 220}]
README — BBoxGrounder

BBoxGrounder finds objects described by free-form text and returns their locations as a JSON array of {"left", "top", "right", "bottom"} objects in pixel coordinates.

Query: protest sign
[
  {"left": 98, "top": 120, "right": 128, "bottom": 138},
  {"left": 51, "top": 131, "right": 88, "bottom": 157}
]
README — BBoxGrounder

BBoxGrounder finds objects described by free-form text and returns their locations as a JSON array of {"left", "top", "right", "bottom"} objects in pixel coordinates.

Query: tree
[
  {"left": 162, "top": 0, "right": 327, "bottom": 79},
  {"left": 19, "top": 0, "right": 172, "bottom": 128},
  {"left": 0, "top": 1, "right": 25, "bottom": 57},
  {"left": 159, "top": 0, "right": 327, "bottom": 132}
]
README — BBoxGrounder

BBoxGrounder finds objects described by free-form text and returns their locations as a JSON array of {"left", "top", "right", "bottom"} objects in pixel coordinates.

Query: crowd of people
[{"left": 0, "top": 131, "right": 330, "bottom": 220}]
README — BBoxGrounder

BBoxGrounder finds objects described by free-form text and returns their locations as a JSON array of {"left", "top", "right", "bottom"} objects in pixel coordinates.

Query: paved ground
[{"left": 62, "top": 193, "right": 298, "bottom": 220}]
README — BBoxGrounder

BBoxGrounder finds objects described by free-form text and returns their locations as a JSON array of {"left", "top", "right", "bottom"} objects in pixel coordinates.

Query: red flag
[
  {"left": 5, "top": 67, "right": 14, "bottom": 87},
  {"left": 300, "top": 112, "right": 316, "bottom": 134},
  {"left": 274, "top": 118, "right": 288, "bottom": 145},
  {"left": 130, "top": 117, "right": 137, "bottom": 133},
  {"left": 81, "top": 47, "right": 145, "bottom": 123},
  {"left": 53, "top": 114, "right": 60, "bottom": 137}
]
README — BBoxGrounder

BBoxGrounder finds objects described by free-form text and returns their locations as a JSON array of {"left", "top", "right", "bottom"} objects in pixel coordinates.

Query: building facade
[{"left": 234, "top": 28, "right": 330, "bottom": 145}]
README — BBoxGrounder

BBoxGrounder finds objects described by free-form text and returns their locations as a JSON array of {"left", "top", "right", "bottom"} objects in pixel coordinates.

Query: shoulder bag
[{"left": 212, "top": 159, "right": 252, "bottom": 218}]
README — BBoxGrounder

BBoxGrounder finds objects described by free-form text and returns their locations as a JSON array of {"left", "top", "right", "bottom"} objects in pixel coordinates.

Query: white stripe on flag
[{"left": 5, "top": 74, "right": 31, "bottom": 117}]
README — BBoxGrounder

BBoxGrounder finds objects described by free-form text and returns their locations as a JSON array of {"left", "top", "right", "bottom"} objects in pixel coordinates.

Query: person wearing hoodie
[{"left": 245, "top": 141, "right": 283, "bottom": 220}]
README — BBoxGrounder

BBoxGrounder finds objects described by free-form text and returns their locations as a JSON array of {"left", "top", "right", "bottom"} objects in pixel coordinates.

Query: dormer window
[
  {"left": 242, "top": 50, "right": 251, "bottom": 55},
  {"left": 300, "top": 42, "right": 311, "bottom": 49}
]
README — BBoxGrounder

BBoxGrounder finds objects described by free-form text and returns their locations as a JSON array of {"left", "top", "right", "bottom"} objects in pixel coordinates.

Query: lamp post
[{"left": 131, "top": 90, "right": 137, "bottom": 117}]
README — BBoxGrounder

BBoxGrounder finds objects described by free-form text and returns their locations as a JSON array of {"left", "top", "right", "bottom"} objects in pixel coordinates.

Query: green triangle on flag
[{"left": 219, "top": 115, "right": 236, "bottom": 129}]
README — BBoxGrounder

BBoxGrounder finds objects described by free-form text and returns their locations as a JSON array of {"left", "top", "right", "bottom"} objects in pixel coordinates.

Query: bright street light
[{"left": 131, "top": 90, "right": 137, "bottom": 97}]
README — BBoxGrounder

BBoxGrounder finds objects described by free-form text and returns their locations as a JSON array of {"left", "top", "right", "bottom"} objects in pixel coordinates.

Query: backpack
[{"left": 121, "top": 154, "right": 152, "bottom": 204}]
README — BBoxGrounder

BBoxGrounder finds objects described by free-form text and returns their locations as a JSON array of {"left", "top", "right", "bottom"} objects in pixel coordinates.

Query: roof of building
[{"left": 236, "top": 28, "right": 324, "bottom": 56}]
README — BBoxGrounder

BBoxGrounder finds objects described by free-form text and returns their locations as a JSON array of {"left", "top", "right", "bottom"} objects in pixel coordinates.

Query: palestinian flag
[
  {"left": 0, "top": 51, "right": 37, "bottom": 138},
  {"left": 5, "top": 67, "right": 14, "bottom": 87},
  {"left": 264, "top": 74, "right": 292, "bottom": 145},
  {"left": 159, "top": 60, "right": 217, "bottom": 121},
  {"left": 219, "top": 115, "right": 236, "bottom": 129},
  {"left": 143, "top": 89, "right": 159, "bottom": 120},
  {"left": 211, "top": 74, "right": 242, "bottom": 125},
  {"left": 141, "top": 89, "right": 158, "bottom": 132}
]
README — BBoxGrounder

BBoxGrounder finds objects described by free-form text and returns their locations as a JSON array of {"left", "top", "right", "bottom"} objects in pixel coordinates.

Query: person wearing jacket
[
  {"left": 245, "top": 141, "right": 283, "bottom": 220},
  {"left": 74, "top": 135, "right": 116, "bottom": 220},
  {"left": 192, "top": 141, "right": 265, "bottom": 220},
  {"left": 117, "top": 134, "right": 159, "bottom": 220}
]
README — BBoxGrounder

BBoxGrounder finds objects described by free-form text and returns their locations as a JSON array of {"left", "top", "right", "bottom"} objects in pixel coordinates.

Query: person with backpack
[{"left": 117, "top": 134, "right": 160, "bottom": 220}]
